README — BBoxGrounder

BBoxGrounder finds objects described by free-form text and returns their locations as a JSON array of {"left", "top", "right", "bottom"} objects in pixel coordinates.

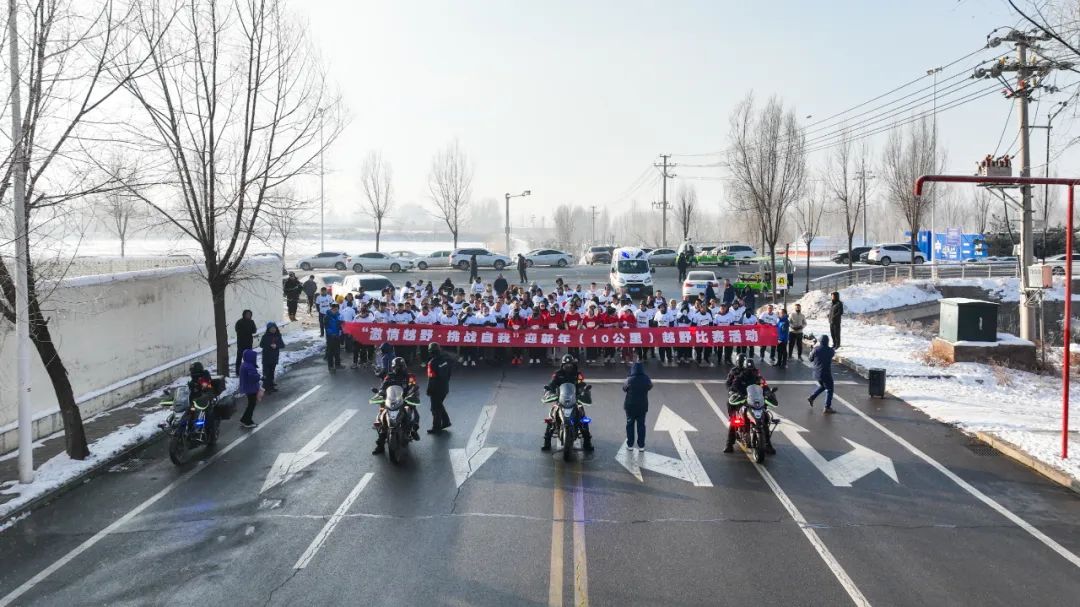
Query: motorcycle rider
[
  {"left": 371, "top": 357, "right": 421, "bottom": 455},
  {"left": 723, "top": 355, "right": 775, "bottom": 454},
  {"left": 541, "top": 354, "right": 594, "bottom": 452}
]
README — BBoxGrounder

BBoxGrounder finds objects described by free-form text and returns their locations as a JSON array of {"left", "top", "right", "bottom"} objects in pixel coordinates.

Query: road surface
[{"left": 1, "top": 356, "right": 1078, "bottom": 606}]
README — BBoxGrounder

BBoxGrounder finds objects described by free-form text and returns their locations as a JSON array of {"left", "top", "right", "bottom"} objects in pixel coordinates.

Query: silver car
[
  {"left": 524, "top": 248, "right": 575, "bottom": 267},
  {"left": 647, "top": 248, "right": 677, "bottom": 266},
  {"left": 350, "top": 251, "right": 414, "bottom": 273},
  {"left": 414, "top": 250, "right": 452, "bottom": 270},
  {"left": 297, "top": 251, "right": 352, "bottom": 271}
]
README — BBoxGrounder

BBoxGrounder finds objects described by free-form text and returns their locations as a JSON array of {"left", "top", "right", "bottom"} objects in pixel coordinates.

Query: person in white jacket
[
  {"left": 757, "top": 304, "right": 779, "bottom": 364},
  {"left": 653, "top": 301, "right": 677, "bottom": 365},
  {"left": 737, "top": 306, "right": 758, "bottom": 360},
  {"left": 712, "top": 302, "right": 740, "bottom": 366},
  {"left": 691, "top": 301, "right": 714, "bottom": 366},
  {"left": 634, "top": 300, "right": 654, "bottom": 360}
]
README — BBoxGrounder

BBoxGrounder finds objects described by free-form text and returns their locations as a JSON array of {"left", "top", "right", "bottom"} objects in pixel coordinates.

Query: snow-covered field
[
  {"left": 0, "top": 329, "right": 324, "bottom": 524},
  {"left": 794, "top": 281, "right": 1079, "bottom": 482}
]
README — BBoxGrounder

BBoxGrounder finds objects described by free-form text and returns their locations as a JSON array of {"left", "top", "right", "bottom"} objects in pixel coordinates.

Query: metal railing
[{"left": 808, "top": 262, "right": 1019, "bottom": 293}]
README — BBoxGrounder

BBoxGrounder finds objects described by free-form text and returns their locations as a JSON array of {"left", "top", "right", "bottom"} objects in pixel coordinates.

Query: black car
[{"left": 833, "top": 247, "right": 872, "bottom": 264}]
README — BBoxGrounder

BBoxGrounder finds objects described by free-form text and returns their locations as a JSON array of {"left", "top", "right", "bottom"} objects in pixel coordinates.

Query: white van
[{"left": 609, "top": 247, "right": 654, "bottom": 298}]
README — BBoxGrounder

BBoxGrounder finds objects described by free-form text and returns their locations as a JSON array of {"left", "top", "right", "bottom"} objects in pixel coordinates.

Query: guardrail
[{"left": 808, "top": 262, "right": 1020, "bottom": 293}]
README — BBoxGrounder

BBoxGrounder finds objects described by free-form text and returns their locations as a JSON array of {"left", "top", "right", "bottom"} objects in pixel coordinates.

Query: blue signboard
[{"left": 907, "top": 229, "right": 987, "bottom": 261}]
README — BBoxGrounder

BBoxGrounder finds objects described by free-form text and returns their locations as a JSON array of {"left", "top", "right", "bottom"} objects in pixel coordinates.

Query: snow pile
[
  {"left": 0, "top": 328, "right": 324, "bottom": 526},
  {"left": 796, "top": 281, "right": 942, "bottom": 317}
]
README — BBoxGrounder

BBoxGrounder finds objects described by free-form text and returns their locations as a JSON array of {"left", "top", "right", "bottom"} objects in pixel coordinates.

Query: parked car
[
  {"left": 350, "top": 251, "right": 414, "bottom": 273},
  {"left": 692, "top": 246, "right": 736, "bottom": 267},
  {"left": 584, "top": 245, "right": 615, "bottom": 265},
  {"left": 682, "top": 270, "right": 721, "bottom": 301},
  {"left": 866, "top": 243, "right": 924, "bottom": 266},
  {"left": 831, "top": 247, "right": 872, "bottom": 264},
  {"left": 449, "top": 247, "right": 512, "bottom": 271},
  {"left": 387, "top": 250, "right": 420, "bottom": 262},
  {"left": 340, "top": 273, "right": 396, "bottom": 300},
  {"left": 413, "top": 250, "right": 452, "bottom": 270},
  {"left": 285, "top": 272, "right": 345, "bottom": 298},
  {"left": 609, "top": 247, "right": 653, "bottom": 297},
  {"left": 1044, "top": 253, "right": 1080, "bottom": 275},
  {"left": 296, "top": 251, "right": 352, "bottom": 271},
  {"left": 962, "top": 255, "right": 1016, "bottom": 264},
  {"left": 524, "top": 249, "right": 575, "bottom": 267},
  {"left": 646, "top": 248, "right": 678, "bottom": 266},
  {"left": 719, "top": 244, "right": 757, "bottom": 262}
]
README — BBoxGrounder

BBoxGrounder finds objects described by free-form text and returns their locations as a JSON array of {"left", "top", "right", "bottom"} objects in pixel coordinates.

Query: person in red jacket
[
  {"left": 617, "top": 305, "right": 636, "bottom": 363},
  {"left": 564, "top": 303, "right": 582, "bottom": 362},
  {"left": 544, "top": 305, "right": 564, "bottom": 364},
  {"left": 507, "top": 306, "right": 527, "bottom": 366},
  {"left": 582, "top": 304, "right": 601, "bottom": 364},
  {"left": 600, "top": 305, "right": 619, "bottom": 364}
]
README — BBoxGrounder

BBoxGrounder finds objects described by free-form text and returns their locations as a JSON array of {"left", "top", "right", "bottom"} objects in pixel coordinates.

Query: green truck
[
  {"left": 691, "top": 246, "right": 736, "bottom": 267},
  {"left": 733, "top": 257, "right": 795, "bottom": 293}
]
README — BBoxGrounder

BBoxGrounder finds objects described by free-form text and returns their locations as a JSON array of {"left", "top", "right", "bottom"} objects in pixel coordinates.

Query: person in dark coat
[
  {"left": 439, "top": 278, "right": 455, "bottom": 299},
  {"left": 469, "top": 254, "right": 479, "bottom": 281},
  {"left": 742, "top": 288, "right": 756, "bottom": 315},
  {"left": 703, "top": 282, "right": 717, "bottom": 305},
  {"left": 516, "top": 253, "right": 528, "bottom": 283},
  {"left": 259, "top": 321, "right": 285, "bottom": 392},
  {"left": 493, "top": 273, "right": 509, "bottom": 296},
  {"left": 808, "top": 335, "right": 836, "bottom": 413},
  {"left": 622, "top": 362, "right": 653, "bottom": 450},
  {"left": 302, "top": 275, "right": 318, "bottom": 314},
  {"left": 283, "top": 273, "right": 302, "bottom": 321},
  {"left": 234, "top": 309, "right": 257, "bottom": 376},
  {"left": 828, "top": 291, "right": 844, "bottom": 348},
  {"left": 238, "top": 349, "right": 262, "bottom": 428},
  {"left": 425, "top": 343, "right": 453, "bottom": 433},
  {"left": 676, "top": 252, "right": 689, "bottom": 282},
  {"left": 721, "top": 279, "right": 736, "bottom": 305}
]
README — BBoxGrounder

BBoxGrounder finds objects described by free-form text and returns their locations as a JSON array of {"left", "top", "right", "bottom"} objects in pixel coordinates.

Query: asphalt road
[{"left": 2, "top": 351, "right": 1079, "bottom": 606}]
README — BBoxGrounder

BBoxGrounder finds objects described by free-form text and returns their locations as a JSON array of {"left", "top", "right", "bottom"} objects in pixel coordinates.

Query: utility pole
[
  {"left": 589, "top": 205, "right": 598, "bottom": 244},
  {"left": 978, "top": 28, "right": 1070, "bottom": 341},
  {"left": 318, "top": 107, "right": 325, "bottom": 252},
  {"left": 928, "top": 66, "right": 943, "bottom": 262},
  {"left": 854, "top": 169, "right": 875, "bottom": 246},
  {"left": 8, "top": 0, "right": 33, "bottom": 483},
  {"left": 651, "top": 154, "right": 676, "bottom": 247}
]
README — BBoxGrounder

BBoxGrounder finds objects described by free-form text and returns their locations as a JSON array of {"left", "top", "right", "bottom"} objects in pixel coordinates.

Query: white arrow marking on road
[
  {"left": 776, "top": 419, "right": 899, "bottom": 487},
  {"left": 260, "top": 408, "right": 358, "bottom": 494},
  {"left": 450, "top": 404, "right": 497, "bottom": 488},
  {"left": 615, "top": 405, "right": 712, "bottom": 487}
]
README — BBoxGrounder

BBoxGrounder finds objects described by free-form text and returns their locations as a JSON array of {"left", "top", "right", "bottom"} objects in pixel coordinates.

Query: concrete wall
[{"left": 0, "top": 257, "right": 281, "bottom": 453}]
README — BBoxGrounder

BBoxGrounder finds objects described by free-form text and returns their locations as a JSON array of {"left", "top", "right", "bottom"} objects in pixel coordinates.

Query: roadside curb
[{"left": 974, "top": 431, "right": 1080, "bottom": 496}]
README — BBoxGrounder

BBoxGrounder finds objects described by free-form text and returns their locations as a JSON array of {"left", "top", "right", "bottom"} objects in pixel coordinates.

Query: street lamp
[
  {"left": 505, "top": 190, "right": 531, "bottom": 254},
  {"left": 927, "top": 66, "right": 943, "bottom": 263}
]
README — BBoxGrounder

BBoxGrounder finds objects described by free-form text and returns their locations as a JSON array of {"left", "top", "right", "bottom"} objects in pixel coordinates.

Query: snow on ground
[
  {"left": 0, "top": 329, "right": 324, "bottom": 525},
  {"left": 796, "top": 281, "right": 942, "bottom": 317}
]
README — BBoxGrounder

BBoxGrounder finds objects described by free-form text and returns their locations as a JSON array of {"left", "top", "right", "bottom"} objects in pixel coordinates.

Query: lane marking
[
  {"left": 449, "top": 404, "right": 498, "bottom": 488},
  {"left": 589, "top": 378, "right": 857, "bottom": 385},
  {"left": 0, "top": 385, "right": 323, "bottom": 607},
  {"left": 695, "top": 383, "right": 871, "bottom": 606},
  {"left": 653, "top": 406, "right": 712, "bottom": 487},
  {"left": 293, "top": 472, "right": 374, "bottom": 569},
  {"left": 776, "top": 419, "right": 899, "bottom": 487},
  {"left": 261, "top": 408, "right": 358, "bottom": 494},
  {"left": 549, "top": 476, "right": 565, "bottom": 607},
  {"left": 572, "top": 468, "right": 589, "bottom": 607},
  {"left": 832, "top": 393, "right": 1080, "bottom": 569}
]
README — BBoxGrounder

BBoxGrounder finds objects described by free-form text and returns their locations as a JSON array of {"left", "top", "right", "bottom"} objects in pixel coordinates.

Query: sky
[{"left": 292, "top": 0, "right": 1079, "bottom": 228}]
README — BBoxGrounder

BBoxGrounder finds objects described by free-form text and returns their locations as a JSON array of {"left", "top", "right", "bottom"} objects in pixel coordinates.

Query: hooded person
[
  {"left": 259, "top": 321, "right": 285, "bottom": 392},
  {"left": 234, "top": 309, "right": 257, "bottom": 376},
  {"left": 808, "top": 335, "right": 836, "bottom": 413},
  {"left": 622, "top": 362, "right": 653, "bottom": 450},
  {"left": 238, "top": 349, "right": 262, "bottom": 428}
]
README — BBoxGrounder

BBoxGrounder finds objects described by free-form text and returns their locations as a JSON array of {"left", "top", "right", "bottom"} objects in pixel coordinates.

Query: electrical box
[
  {"left": 938, "top": 298, "right": 998, "bottom": 343},
  {"left": 1029, "top": 264, "right": 1053, "bottom": 289}
]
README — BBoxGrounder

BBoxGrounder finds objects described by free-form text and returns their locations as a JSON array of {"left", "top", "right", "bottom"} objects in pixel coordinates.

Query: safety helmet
[
  {"left": 735, "top": 354, "right": 747, "bottom": 369},
  {"left": 391, "top": 357, "right": 407, "bottom": 375},
  {"left": 744, "top": 358, "right": 756, "bottom": 370},
  {"left": 561, "top": 354, "right": 577, "bottom": 365},
  {"left": 189, "top": 362, "right": 205, "bottom": 375},
  {"left": 428, "top": 342, "right": 441, "bottom": 354}
]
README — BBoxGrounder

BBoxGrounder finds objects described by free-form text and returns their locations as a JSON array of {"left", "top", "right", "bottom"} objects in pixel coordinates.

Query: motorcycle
[
  {"left": 728, "top": 384, "right": 779, "bottom": 464},
  {"left": 370, "top": 384, "right": 421, "bottom": 464},
  {"left": 160, "top": 378, "right": 230, "bottom": 466},
  {"left": 543, "top": 383, "right": 592, "bottom": 461}
]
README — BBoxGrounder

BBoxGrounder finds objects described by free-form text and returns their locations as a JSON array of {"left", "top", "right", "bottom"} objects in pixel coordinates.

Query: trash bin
[{"left": 869, "top": 368, "right": 886, "bottom": 398}]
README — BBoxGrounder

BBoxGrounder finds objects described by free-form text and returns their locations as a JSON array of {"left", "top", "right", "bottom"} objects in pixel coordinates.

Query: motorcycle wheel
[
  {"left": 169, "top": 430, "right": 193, "bottom": 466},
  {"left": 754, "top": 428, "right": 766, "bottom": 464},
  {"left": 563, "top": 425, "right": 575, "bottom": 461},
  {"left": 388, "top": 429, "right": 401, "bottom": 464}
]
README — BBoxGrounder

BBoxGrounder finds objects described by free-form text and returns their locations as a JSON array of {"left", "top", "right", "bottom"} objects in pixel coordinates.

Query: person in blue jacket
[
  {"left": 324, "top": 303, "right": 343, "bottom": 371},
  {"left": 808, "top": 335, "right": 835, "bottom": 413},
  {"left": 239, "top": 349, "right": 262, "bottom": 428},
  {"left": 622, "top": 362, "right": 653, "bottom": 451},
  {"left": 775, "top": 309, "right": 790, "bottom": 369},
  {"left": 259, "top": 322, "right": 285, "bottom": 392}
]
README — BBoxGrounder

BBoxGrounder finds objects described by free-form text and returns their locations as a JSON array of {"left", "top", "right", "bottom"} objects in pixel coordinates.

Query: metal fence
[
  {"left": 63, "top": 255, "right": 201, "bottom": 278},
  {"left": 808, "top": 262, "right": 1020, "bottom": 293}
]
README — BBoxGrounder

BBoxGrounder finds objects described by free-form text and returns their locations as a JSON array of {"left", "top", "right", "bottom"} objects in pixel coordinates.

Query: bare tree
[
  {"left": 98, "top": 156, "right": 144, "bottom": 257},
  {"left": 428, "top": 139, "right": 473, "bottom": 248},
  {"left": 673, "top": 184, "right": 698, "bottom": 242},
  {"left": 795, "top": 183, "right": 829, "bottom": 291},
  {"left": 552, "top": 204, "right": 575, "bottom": 250},
  {"left": 359, "top": 151, "right": 393, "bottom": 251},
  {"left": 826, "top": 132, "right": 867, "bottom": 271},
  {"left": 0, "top": 0, "right": 150, "bottom": 459},
  {"left": 972, "top": 188, "right": 993, "bottom": 235},
  {"left": 120, "top": 0, "right": 341, "bottom": 376},
  {"left": 881, "top": 115, "right": 938, "bottom": 265},
  {"left": 727, "top": 93, "right": 807, "bottom": 297},
  {"left": 259, "top": 186, "right": 312, "bottom": 259}
]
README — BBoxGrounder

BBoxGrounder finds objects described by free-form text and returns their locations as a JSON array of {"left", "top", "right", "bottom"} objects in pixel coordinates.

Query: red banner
[{"left": 343, "top": 322, "right": 778, "bottom": 347}]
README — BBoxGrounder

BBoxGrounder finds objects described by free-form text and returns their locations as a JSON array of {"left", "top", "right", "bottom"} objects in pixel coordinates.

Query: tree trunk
[
  {"left": 805, "top": 244, "right": 811, "bottom": 291},
  {"left": 30, "top": 306, "right": 90, "bottom": 460},
  {"left": 375, "top": 221, "right": 381, "bottom": 252},
  {"left": 452, "top": 231, "right": 458, "bottom": 248},
  {"left": 768, "top": 247, "right": 777, "bottom": 303},
  {"left": 846, "top": 232, "right": 854, "bottom": 272},
  {"left": 211, "top": 281, "right": 231, "bottom": 377},
  {"left": 120, "top": 238, "right": 126, "bottom": 258},
  {"left": 910, "top": 229, "right": 919, "bottom": 267}
]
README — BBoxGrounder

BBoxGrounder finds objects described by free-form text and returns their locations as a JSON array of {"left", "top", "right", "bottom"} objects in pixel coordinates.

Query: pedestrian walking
[
  {"left": 808, "top": 335, "right": 836, "bottom": 413},
  {"left": 303, "top": 275, "right": 318, "bottom": 314},
  {"left": 469, "top": 254, "right": 479, "bottom": 281},
  {"left": 829, "top": 291, "right": 844, "bottom": 348},
  {"left": 284, "top": 272, "right": 302, "bottom": 321},
  {"left": 325, "top": 303, "right": 343, "bottom": 371},
  {"left": 517, "top": 253, "right": 528, "bottom": 283},
  {"left": 238, "top": 349, "right": 262, "bottom": 428},
  {"left": 234, "top": 309, "right": 257, "bottom": 376},
  {"left": 622, "top": 362, "right": 653, "bottom": 450},
  {"left": 259, "top": 321, "right": 285, "bottom": 392},
  {"left": 788, "top": 303, "right": 806, "bottom": 360},
  {"left": 775, "top": 309, "right": 790, "bottom": 369},
  {"left": 426, "top": 343, "right": 453, "bottom": 433}
]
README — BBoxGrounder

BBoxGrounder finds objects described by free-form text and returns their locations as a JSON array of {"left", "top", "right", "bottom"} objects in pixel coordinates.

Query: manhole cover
[{"left": 966, "top": 442, "right": 1000, "bottom": 456}]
